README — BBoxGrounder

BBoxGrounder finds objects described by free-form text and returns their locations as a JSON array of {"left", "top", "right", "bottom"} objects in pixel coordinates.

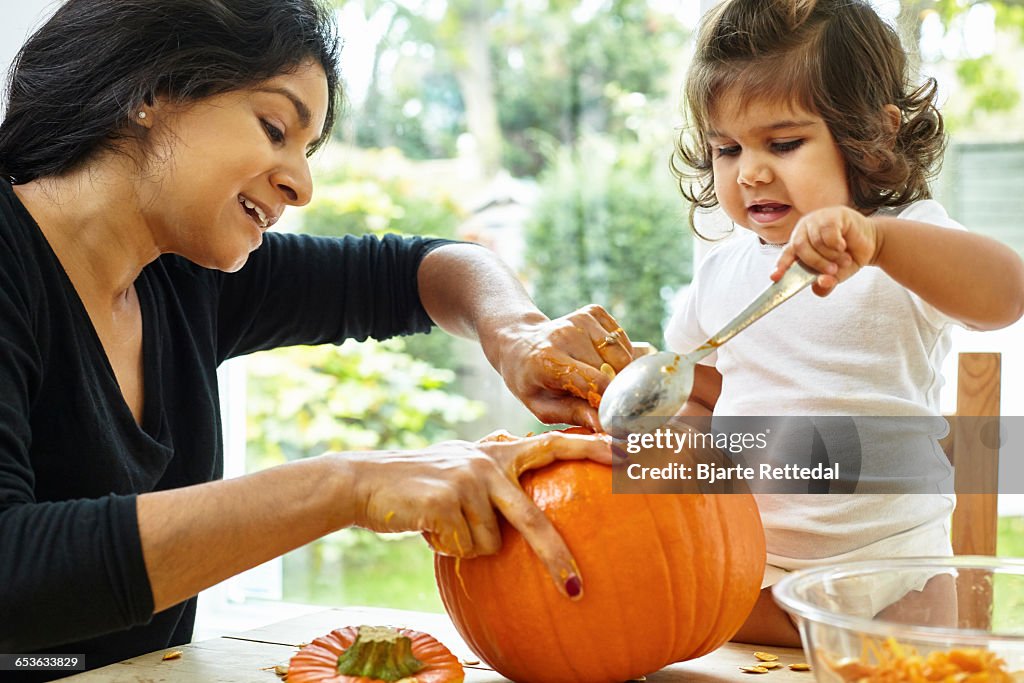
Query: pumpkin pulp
[{"left": 335, "top": 626, "right": 423, "bottom": 681}]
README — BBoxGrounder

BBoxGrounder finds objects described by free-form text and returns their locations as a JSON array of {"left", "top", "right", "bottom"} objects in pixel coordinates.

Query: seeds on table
[{"left": 740, "top": 665, "right": 770, "bottom": 673}]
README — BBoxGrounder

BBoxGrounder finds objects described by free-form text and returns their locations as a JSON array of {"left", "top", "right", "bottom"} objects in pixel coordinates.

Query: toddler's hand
[{"left": 771, "top": 206, "right": 880, "bottom": 296}]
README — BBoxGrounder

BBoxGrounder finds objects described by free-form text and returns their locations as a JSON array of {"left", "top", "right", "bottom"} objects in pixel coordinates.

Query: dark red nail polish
[{"left": 565, "top": 574, "right": 582, "bottom": 598}]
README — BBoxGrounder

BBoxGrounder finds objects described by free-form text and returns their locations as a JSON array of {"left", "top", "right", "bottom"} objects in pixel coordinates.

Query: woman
[{"left": 0, "top": 0, "right": 633, "bottom": 674}]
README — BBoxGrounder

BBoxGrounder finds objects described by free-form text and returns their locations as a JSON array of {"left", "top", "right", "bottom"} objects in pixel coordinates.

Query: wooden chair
[
  {"left": 940, "top": 352, "right": 1001, "bottom": 630},
  {"left": 941, "top": 352, "right": 1002, "bottom": 557}
]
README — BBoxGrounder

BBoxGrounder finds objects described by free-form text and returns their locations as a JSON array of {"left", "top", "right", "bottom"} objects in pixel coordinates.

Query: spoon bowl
[
  {"left": 597, "top": 351, "right": 694, "bottom": 438},
  {"left": 599, "top": 261, "right": 818, "bottom": 438}
]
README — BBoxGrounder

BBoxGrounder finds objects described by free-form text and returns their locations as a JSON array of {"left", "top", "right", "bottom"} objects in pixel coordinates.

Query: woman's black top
[{"left": 0, "top": 179, "right": 451, "bottom": 677}]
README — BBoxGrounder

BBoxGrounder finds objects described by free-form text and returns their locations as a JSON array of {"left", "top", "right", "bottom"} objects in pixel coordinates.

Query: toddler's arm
[
  {"left": 677, "top": 364, "right": 722, "bottom": 416},
  {"left": 869, "top": 215, "right": 1024, "bottom": 329},
  {"left": 772, "top": 206, "right": 1024, "bottom": 330}
]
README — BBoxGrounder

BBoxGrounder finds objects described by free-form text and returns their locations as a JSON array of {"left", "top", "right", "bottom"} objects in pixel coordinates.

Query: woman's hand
[
  {"left": 416, "top": 246, "right": 635, "bottom": 428},
  {"left": 338, "top": 429, "right": 613, "bottom": 599},
  {"left": 486, "top": 305, "right": 634, "bottom": 430},
  {"left": 771, "top": 206, "right": 881, "bottom": 296}
]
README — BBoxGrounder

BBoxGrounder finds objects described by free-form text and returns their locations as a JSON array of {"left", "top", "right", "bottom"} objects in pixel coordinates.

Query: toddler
[{"left": 666, "top": 0, "right": 1024, "bottom": 645}]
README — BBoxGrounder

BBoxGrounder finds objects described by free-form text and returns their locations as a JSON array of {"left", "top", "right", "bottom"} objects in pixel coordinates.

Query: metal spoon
[{"left": 598, "top": 261, "right": 818, "bottom": 438}]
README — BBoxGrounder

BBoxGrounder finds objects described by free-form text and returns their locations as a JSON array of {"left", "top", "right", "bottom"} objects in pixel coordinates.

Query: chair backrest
[{"left": 941, "top": 352, "right": 1002, "bottom": 556}]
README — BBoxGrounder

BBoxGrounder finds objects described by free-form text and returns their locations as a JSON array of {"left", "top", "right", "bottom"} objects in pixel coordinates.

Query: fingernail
[{"left": 565, "top": 574, "right": 582, "bottom": 599}]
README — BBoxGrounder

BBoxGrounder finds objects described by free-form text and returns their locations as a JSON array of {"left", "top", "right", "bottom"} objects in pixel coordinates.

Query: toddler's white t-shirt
[{"left": 664, "top": 200, "right": 964, "bottom": 595}]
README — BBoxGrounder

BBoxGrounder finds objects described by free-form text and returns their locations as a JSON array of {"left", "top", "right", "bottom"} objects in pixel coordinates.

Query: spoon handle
[{"left": 686, "top": 261, "right": 818, "bottom": 364}]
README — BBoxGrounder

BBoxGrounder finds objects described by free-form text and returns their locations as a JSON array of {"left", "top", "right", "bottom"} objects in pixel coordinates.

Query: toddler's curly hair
[{"left": 673, "top": 0, "right": 945, "bottom": 236}]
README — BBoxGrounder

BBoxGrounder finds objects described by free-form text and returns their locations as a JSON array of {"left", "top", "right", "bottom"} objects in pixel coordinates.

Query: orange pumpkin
[
  {"left": 434, "top": 459, "right": 765, "bottom": 683},
  {"left": 287, "top": 625, "right": 464, "bottom": 683}
]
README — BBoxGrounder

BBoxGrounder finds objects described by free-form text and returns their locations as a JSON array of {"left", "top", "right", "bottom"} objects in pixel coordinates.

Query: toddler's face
[{"left": 707, "top": 90, "right": 852, "bottom": 245}]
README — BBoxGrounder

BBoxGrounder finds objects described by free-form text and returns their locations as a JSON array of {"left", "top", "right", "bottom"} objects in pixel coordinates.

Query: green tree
[
  {"left": 245, "top": 340, "right": 483, "bottom": 610},
  {"left": 525, "top": 135, "right": 692, "bottom": 347},
  {"left": 246, "top": 341, "right": 483, "bottom": 469},
  {"left": 494, "top": 0, "right": 687, "bottom": 176},
  {"left": 334, "top": 0, "right": 687, "bottom": 178},
  {"left": 896, "top": 0, "right": 1024, "bottom": 131},
  {"left": 300, "top": 148, "right": 466, "bottom": 371},
  {"left": 330, "top": 0, "right": 695, "bottom": 347}
]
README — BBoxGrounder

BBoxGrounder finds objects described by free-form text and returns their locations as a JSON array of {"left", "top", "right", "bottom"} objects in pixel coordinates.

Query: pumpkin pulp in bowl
[{"left": 773, "top": 556, "right": 1024, "bottom": 682}]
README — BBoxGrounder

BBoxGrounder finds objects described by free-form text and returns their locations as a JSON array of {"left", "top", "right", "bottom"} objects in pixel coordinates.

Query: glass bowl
[{"left": 773, "top": 556, "right": 1024, "bottom": 681}]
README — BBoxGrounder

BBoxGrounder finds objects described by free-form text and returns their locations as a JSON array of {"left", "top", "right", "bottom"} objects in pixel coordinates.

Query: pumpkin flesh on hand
[
  {"left": 435, "top": 459, "right": 766, "bottom": 683},
  {"left": 287, "top": 625, "right": 464, "bottom": 683}
]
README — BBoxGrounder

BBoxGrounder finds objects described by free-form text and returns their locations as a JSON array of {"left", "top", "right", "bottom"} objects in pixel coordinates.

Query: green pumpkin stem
[{"left": 336, "top": 626, "right": 425, "bottom": 681}]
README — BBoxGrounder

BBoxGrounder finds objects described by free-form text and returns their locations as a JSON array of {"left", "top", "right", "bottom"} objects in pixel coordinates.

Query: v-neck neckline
[{"left": 7, "top": 182, "right": 164, "bottom": 441}]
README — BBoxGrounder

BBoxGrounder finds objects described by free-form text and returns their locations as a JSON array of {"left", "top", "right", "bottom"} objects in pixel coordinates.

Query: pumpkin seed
[
  {"left": 274, "top": 664, "right": 289, "bottom": 677},
  {"left": 740, "top": 665, "right": 769, "bottom": 673},
  {"left": 789, "top": 662, "right": 812, "bottom": 671},
  {"left": 753, "top": 651, "right": 779, "bottom": 662},
  {"left": 461, "top": 659, "right": 480, "bottom": 666},
  {"left": 760, "top": 661, "right": 782, "bottom": 669},
  {"left": 161, "top": 650, "right": 183, "bottom": 661}
]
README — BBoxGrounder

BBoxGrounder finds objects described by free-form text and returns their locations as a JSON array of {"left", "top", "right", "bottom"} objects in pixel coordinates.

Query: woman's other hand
[
  {"left": 489, "top": 305, "right": 634, "bottom": 430},
  {"left": 338, "top": 429, "right": 612, "bottom": 599}
]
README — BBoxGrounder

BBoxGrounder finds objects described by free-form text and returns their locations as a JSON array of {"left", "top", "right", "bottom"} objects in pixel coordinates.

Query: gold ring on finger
[{"left": 596, "top": 330, "right": 622, "bottom": 350}]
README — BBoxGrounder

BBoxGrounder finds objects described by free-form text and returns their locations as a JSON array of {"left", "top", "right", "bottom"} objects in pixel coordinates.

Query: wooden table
[{"left": 63, "top": 606, "right": 812, "bottom": 681}]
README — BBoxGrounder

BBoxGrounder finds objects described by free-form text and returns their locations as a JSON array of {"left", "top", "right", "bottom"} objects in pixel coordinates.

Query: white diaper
[{"left": 762, "top": 516, "right": 952, "bottom": 618}]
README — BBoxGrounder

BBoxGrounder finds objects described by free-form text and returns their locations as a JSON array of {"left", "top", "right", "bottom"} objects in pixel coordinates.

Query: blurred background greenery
[{"left": 236, "top": 0, "right": 1024, "bottom": 613}]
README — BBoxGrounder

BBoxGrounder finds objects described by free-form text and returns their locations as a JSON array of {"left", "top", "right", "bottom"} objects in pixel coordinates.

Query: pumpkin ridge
[
  {"left": 535, "top": 563, "right": 589, "bottom": 682},
  {"left": 710, "top": 495, "right": 735, "bottom": 644},
  {"left": 508, "top": 466, "right": 572, "bottom": 681},
  {"left": 684, "top": 493, "right": 730, "bottom": 656},
  {"left": 703, "top": 495, "right": 748, "bottom": 656},
  {"left": 601, "top": 468, "right": 650, "bottom": 682},
  {"left": 688, "top": 496, "right": 732, "bottom": 657},
  {"left": 446, "top": 555, "right": 499, "bottom": 670},
  {"left": 690, "top": 495, "right": 763, "bottom": 658},
  {"left": 671, "top": 493, "right": 703, "bottom": 656},
  {"left": 728, "top": 496, "right": 767, "bottom": 642},
  {"left": 435, "top": 561, "right": 477, "bottom": 664},
  {"left": 603, "top": 464, "right": 670, "bottom": 682},
  {"left": 532, "top": 464, "right": 603, "bottom": 683},
  {"left": 593, "top": 483, "right": 630, "bottom": 679},
  {"left": 640, "top": 493, "right": 679, "bottom": 669},
  {"left": 507, "top": 525, "right": 549, "bottom": 678}
]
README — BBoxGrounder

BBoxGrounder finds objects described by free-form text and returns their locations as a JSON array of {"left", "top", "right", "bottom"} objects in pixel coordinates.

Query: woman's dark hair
[
  {"left": 0, "top": 0, "right": 342, "bottom": 183},
  {"left": 673, "top": 0, "right": 945, "bottom": 236}
]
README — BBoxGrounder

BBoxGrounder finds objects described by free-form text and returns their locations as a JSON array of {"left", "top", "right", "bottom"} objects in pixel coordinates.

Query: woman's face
[{"left": 139, "top": 61, "right": 329, "bottom": 272}]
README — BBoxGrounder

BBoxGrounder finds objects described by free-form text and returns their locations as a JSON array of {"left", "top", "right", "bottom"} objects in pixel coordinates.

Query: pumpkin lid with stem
[{"left": 287, "top": 625, "right": 465, "bottom": 683}]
